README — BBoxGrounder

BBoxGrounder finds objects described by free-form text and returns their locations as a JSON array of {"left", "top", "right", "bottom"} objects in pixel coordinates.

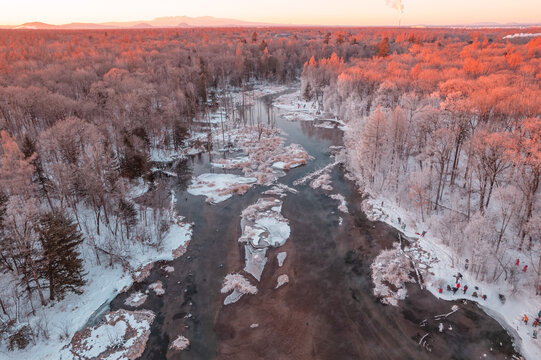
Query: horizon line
[{"left": 1, "top": 14, "right": 541, "bottom": 29}]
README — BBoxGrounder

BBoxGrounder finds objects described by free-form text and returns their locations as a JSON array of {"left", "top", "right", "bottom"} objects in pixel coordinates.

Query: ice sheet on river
[
  {"left": 187, "top": 173, "right": 257, "bottom": 203},
  {"left": 239, "top": 198, "right": 290, "bottom": 247},
  {"left": 239, "top": 198, "right": 290, "bottom": 281}
]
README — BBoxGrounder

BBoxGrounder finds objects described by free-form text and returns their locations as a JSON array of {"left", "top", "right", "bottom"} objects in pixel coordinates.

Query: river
[{"left": 109, "top": 88, "right": 519, "bottom": 360}]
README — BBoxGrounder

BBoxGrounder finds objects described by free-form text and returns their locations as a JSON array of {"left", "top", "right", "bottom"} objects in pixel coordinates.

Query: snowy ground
[
  {"left": 58, "top": 309, "right": 155, "bottom": 360},
  {"left": 274, "top": 89, "right": 347, "bottom": 131},
  {"left": 274, "top": 90, "right": 320, "bottom": 121},
  {"left": 503, "top": 33, "right": 541, "bottom": 39},
  {"left": 362, "top": 196, "right": 541, "bottom": 359},
  {"left": 2, "top": 189, "right": 192, "bottom": 359}
]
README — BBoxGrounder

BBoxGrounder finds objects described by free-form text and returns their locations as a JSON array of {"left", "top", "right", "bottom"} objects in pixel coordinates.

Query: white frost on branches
[{"left": 371, "top": 243, "right": 414, "bottom": 306}]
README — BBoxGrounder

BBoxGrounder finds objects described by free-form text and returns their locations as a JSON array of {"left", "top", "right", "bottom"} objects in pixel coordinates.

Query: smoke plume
[{"left": 385, "top": 0, "right": 404, "bottom": 14}]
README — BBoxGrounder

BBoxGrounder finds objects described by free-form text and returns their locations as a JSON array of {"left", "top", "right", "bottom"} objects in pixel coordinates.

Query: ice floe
[
  {"left": 169, "top": 335, "right": 190, "bottom": 351},
  {"left": 187, "top": 173, "right": 257, "bottom": 203},
  {"left": 263, "top": 183, "right": 298, "bottom": 198},
  {"left": 277, "top": 251, "right": 287, "bottom": 267},
  {"left": 275, "top": 274, "right": 289, "bottom": 289},
  {"left": 221, "top": 273, "right": 258, "bottom": 305},
  {"left": 60, "top": 309, "right": 155, "bottom": 360},
  {"left": 124, "top": 291, "right": 148, "bottom": 307},
  {"left": 149, "top": 281, "right": 165, "bottom": 295}
]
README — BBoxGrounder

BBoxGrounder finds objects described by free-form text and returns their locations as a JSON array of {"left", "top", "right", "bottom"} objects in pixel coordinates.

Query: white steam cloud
[{"left": 386, "top": 0, "right": 404, "bottom": 14}]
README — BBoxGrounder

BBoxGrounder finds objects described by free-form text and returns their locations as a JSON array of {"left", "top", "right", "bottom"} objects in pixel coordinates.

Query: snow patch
[
  {"left": 124, "top": 291, "right": 148, "bottom": 307},
  {"left": 149, "top": 281, "right": 165, "bottom": 296},
  {"left": 169, "top": 335, "right": 190, "bottom": 351},
  {"left": 371, "top": 243, "right": 415, "bottom": 306},
  {"left": 263, "top": 183, "right": 298, "bottom": 198},
  {"left": 503, "top": 32, "right": 541, "bottom": 39},
  {"left": 162, "top": 265, "right": 174, "bottom": 273},
  {"left": 187, "top": 173, "right": 257, "bottom": 203},
  {"left": 221, "top": 273, "right": 258, "bottom": 305},
  {"left": 277, "top": 251, "right": 287, "bottom": 267},
  {"left": 330, "top": 194, "right": 349, "bottom": 213},
  {"left": 60, "top": 309, "right": 155, "bottom": 360},
  {"left": 275, "top": 274, "right": 290, "bottom": 289},
  {"left": 310, "top": 173, "right": 333, "bottom": 191}
]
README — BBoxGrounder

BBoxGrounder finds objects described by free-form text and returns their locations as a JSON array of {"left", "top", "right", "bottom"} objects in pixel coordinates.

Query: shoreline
[{"left": 357, "top": 190, "right": 538, "bottom": 359}]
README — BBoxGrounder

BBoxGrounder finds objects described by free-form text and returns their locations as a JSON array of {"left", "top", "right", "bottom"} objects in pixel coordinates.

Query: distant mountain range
[
  {"left": 0, "top": 16, "right": 274, "bottom": 30},
  {"left": 0, "top": 16, "right": 539, "bottom": 30}
]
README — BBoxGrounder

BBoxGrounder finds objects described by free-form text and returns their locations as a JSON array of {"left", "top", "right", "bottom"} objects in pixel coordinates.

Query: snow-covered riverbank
[
  {"left": 1, "top": 194, "right": 192, "bottom": 359},
  {"left": 362, "top": 197, "right": 541, "bottom": 359}
]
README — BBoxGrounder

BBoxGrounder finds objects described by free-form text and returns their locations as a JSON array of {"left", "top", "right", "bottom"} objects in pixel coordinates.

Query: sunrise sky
[{"left": 2, "top": 0, "right": 540, "bottom": 26}]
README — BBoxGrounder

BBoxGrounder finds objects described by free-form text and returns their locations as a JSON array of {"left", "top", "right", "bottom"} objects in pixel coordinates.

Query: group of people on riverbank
[
  {"left": 437, "top": 273, "right": 488, "bottom": 301},
  {"left": 522, "top": 311, "right": 541, "bottom": 339}
]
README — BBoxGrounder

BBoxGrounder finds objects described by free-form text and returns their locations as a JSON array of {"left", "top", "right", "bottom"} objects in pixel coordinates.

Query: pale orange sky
[{"left": 2, "top": 0, "right": 540, "bottom": 26}]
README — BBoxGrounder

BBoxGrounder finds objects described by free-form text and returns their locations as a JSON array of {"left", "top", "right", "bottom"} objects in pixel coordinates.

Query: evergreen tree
[
  {"left": 0, "top": 191, "right": 9, "bottom": 315},
  {"left": 378, "top": 37, "right": 390, "bottom": 57},
  {"left": 20, "top": 134, "right": 54, "bottom": 210},
  {"left": 323, "top": 32, "right": 330, "bottom": 44},
  {"left": 118, "top": 198, "right": 137, "bottom": 239},
  {"left": 303, "top": 82, "right": 313, "bottom": 101},
  {"left": 119, "top": 131, "right": 150, "bottom": 179},
  {"left": 0, "top": 190, "right": 11, "bottom": 272},
  {"left": 37, "top": 211, "right": 86, "bottom": 301},
  {"left": 0, "top": 190, "right": 7, "bottom": 233}
]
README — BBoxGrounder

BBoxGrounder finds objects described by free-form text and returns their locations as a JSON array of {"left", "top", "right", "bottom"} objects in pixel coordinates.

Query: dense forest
[
  {"left": 0, "top": 27, "right": 376, "bottom": 349},
  {"left": 0, "top": 26, "right": 539, "bottom": 351},
  {"left": 301, "top": 29, "right": 541, "bottom": 293}
]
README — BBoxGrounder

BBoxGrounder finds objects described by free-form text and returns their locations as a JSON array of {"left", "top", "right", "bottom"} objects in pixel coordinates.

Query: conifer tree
[
  {"left": 37, "top": 211, "right": 86, "bottom": 301},
  {"left": 303, "top": 82, "right": 313, "bottom": 101}
]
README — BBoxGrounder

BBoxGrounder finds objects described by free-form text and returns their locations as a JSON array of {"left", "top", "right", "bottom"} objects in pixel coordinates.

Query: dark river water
[{"left": 109, "top": 89, "right": 519, "bottom": 360}]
